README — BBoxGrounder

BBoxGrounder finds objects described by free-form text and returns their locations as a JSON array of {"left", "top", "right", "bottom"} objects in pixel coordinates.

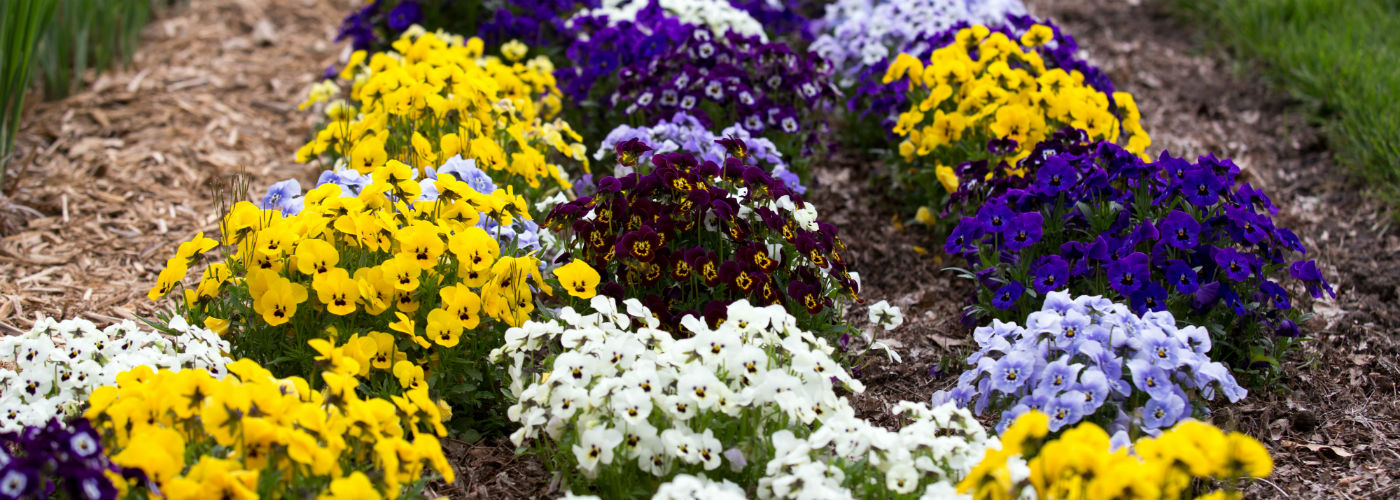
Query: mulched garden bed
[{"left": 3, "top": 0, "right": 1395, "bottom": 498}]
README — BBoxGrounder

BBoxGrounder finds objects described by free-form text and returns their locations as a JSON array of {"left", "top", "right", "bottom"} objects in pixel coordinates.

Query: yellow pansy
[
  {"left": 313, "top": 267, "right": 360, "bottom": 316},
  {"left": 552, "top": 259, "right": 600, "bottom": 299}
]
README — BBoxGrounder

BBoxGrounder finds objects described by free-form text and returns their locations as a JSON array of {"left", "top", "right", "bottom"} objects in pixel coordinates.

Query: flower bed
[{"left": 20, "top": 1, "right": 1337, "bottom": 499}]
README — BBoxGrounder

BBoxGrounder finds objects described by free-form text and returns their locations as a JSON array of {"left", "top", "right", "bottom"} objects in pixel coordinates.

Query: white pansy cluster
[
  {"left": 577, "top": 0, "right": 769, "bottom": 41},
  {"left": 563, "top": 474, "right": 749, "bottom": 500},
  {"left": 810, "top": 0, "right": 1025, "bottom": 86},
  {"left": 759, "top": 401, "right": 997, "bottom": 500},
  {"left": 492, "top": 296, "right": 863, "bottom": 489},
  {"left": 652, "top": 474, "right": 750, "bottom": 500},
  {"left": 0, "top": 316, "right": 231, "bottom": 431}
]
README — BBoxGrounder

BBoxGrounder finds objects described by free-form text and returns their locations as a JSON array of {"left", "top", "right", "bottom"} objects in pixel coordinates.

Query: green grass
[
  {"left": 1, "top": 0, "right": 57, "bottom": 188},
  {"left": 1173, "top": 0, "right": 1400, "bottom": 208},
  {"left": 1, "top": 0, "right": 180, "bottom": 189},
  {"left": 35, "top": 0, "right": 163, "bottom": 100}
]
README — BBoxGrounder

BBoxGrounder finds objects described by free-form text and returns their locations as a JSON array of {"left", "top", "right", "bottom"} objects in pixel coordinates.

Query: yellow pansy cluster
[
  {"left": 883, "top": 24, "right": 1150, "bottom": 194},
  {"left": 960, "top": 411, "right": 1272, "bottom": 500},
  {"left": 155, "top": 159, "right": 551, "bottom": 330},
  {"left": 298, "top": 31, "right": 588, "bottom": 192},
  {"left": 149, "top": 157, "right": 560, "bottom": 434},
  {"left": 86, "top": 361, "right": 453, "bottom": 500}
]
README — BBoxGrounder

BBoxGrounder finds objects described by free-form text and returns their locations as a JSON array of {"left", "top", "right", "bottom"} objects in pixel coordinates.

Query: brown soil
[{"left": 4, "top": 0, "right": 1397, "bottom": 498}]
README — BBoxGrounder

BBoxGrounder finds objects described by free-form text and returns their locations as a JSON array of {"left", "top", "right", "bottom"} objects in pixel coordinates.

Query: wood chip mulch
[{"left": 1, "top": 0, "right": 340, "bottom": 331}]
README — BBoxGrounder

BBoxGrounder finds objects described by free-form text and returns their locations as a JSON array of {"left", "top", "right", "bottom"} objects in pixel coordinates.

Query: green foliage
[
  {"left": 1174, "top": 0, "right": 1400, "bottom": 210},
  {"left": 0, "top": 0, "right": 57, "bottom": 189},
  {"left": 35, "top": 0, "right": 165, "bottom": 100}
]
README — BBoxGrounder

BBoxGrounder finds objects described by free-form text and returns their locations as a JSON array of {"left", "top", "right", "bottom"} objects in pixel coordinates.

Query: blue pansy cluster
[
  {"left": 944, "top": 132, "right": 1332, "bottom": 371},
  {"left": 578, "top": 24, "right": 837, "bottom": 160},
  {"left": 935, "top": 291, "right": 1247, "bottom": 437},
  {"left": 335, "top": 0, "right": 598, "bottom": 53}
]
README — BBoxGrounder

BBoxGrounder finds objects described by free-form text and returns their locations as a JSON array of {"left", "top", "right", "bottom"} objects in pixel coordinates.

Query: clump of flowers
[
  {"left": 759, "top": 401, "right": 997, "bottom": 500},
  {"left": 563, "top": 474, "right": 750, "bottom": 500},
  {"left": 809, "top": 0, "right": 1023, "bottom": 132},
  {"left": 944, "top": 138, "right": 1330, "bottom": 374},
  {"left": 557, "top": 6, "right": 691, "bottom": 105},
  {"left": 491, "top": 296, "right": 863, "bottom": 498},
  {"left": 961, "top": 411, "right": 1273, "bottom": 500},
  {"left": 577, "top": 0, "right": 769, "bottom": 41},
  {"left": 85, "top": 362, "right": 453, "bottom": 500},
  {"left": 559, "top": 19, "right": 836, "bottom": 169},
  {"left": 544, "top": 140, "right": 859, "bottom": 334},
  {"left": 935, "top": 291, "right": 1246, "bottom": 436},
  {"left": 263, "top": 155, "right": 548, "bottom": 251},
  {"left": 299, "top": 31, "right": 588, "bottom": 196},
  {"left": 881, "top": 22, "right": 1149, "bottom": 214},
  {"left": 594, "top": 112, "right": 803, "bottom": 193},
  {"left": 727, "top": 0, "right": 817, "bottom": 41},
  {"left": 150, "top": 157, "right": 558, "bottom": 435},
  {"left": 0, "top": 316, "right": 230, "bottom": 432},
  {"left": 0, "top": 418, "right": 124, "bottom": 500},
  {"left": 334, "top": 0, "right": 597, "bottom": 53}
]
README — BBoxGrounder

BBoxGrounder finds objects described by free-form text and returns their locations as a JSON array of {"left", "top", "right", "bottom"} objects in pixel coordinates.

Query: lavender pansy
[{"left": 933, "top": 291, "right": 1247, "bottom": 435}]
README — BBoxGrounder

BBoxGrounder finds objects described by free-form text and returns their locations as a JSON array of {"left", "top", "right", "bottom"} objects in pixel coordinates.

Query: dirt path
[{"left": 0, "top": 0, "right": 340, "bottom": 331}]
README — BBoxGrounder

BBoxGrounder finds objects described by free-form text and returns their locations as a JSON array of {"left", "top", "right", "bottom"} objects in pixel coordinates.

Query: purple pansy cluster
[
  {"left": 612, "top": 28, "right": 835, "bottom": 150},
  {"left": 933, "top": 291, "right": 1247, "bottom": 436},
  {"left": 944, "top": 131, "right": 1332, "bottom": 370},
  {"left": 0, "top": 419, "right": 124, "bottom": 500},
  {"left": 559, "top": 7, "right": 700, "bottom": 103},
  {"left": 562, "top": 18, "right": 836, "bottom": 157},
  {"left": 334, "top": 0, "right": 597, "bottom": 53},
  {"left": 727, "top": 0, "right": 818, "bottom": 40}
]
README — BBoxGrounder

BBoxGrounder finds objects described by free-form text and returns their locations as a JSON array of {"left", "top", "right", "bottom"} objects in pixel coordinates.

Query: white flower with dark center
[
  {"left": 551, "top": 351, "right": 601, "bottom": 387},
  {"left": 572, "top": 425, "right": 623, "bottom": 478},
  {"left": 726, "top": 344, "right": 769, "bottom": 385},
  {"left": 663, "top": 394, "right": 698, "bottom": 421},
  {"left": 661, "top": 427, "right": 699, "bottom": 464},
  {"left": 886, "top": 461, "right": 919, "bottom": 494},
  {"left": 1, "top": 468, "right": 29, "bottom": 499},
  {"left": 677, "top": 366, "right": 727, "bottom": 411},
  {"left": 696, "top": 428, "right": 724, "bottom": 471},
  {"left": 868, "top": 300, "right": 905, "bottom": 331},
  {"left": 635, "top": 435, "right": 670, "bottom": 476},
  {"left": 549, "top": 385, "right": 588, "bottom": 419},
  {"left": 611, "top": 387, "right": 654, "bottom": 425}
]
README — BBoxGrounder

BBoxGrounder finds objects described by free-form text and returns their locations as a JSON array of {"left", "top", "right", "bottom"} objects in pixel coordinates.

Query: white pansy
[
  {"left": 868, "top": 299, "right": 905, "bottom": 331},
  {"left": 573, "top": 425, "right": 625, "bottom": 478}
]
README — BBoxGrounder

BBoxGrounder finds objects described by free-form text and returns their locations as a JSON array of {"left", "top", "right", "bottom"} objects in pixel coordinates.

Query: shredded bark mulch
[
  {"left": 3, "top": 0, "right": 1396, "bottom": 498},
  {"left": 0, "top": 0, "right": 337, "bottom": 331}
]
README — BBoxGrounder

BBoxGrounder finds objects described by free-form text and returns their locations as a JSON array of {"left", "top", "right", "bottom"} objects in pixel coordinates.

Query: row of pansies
[{"left": 1, "top": 0, "right": 1320, "bottom": 499}]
